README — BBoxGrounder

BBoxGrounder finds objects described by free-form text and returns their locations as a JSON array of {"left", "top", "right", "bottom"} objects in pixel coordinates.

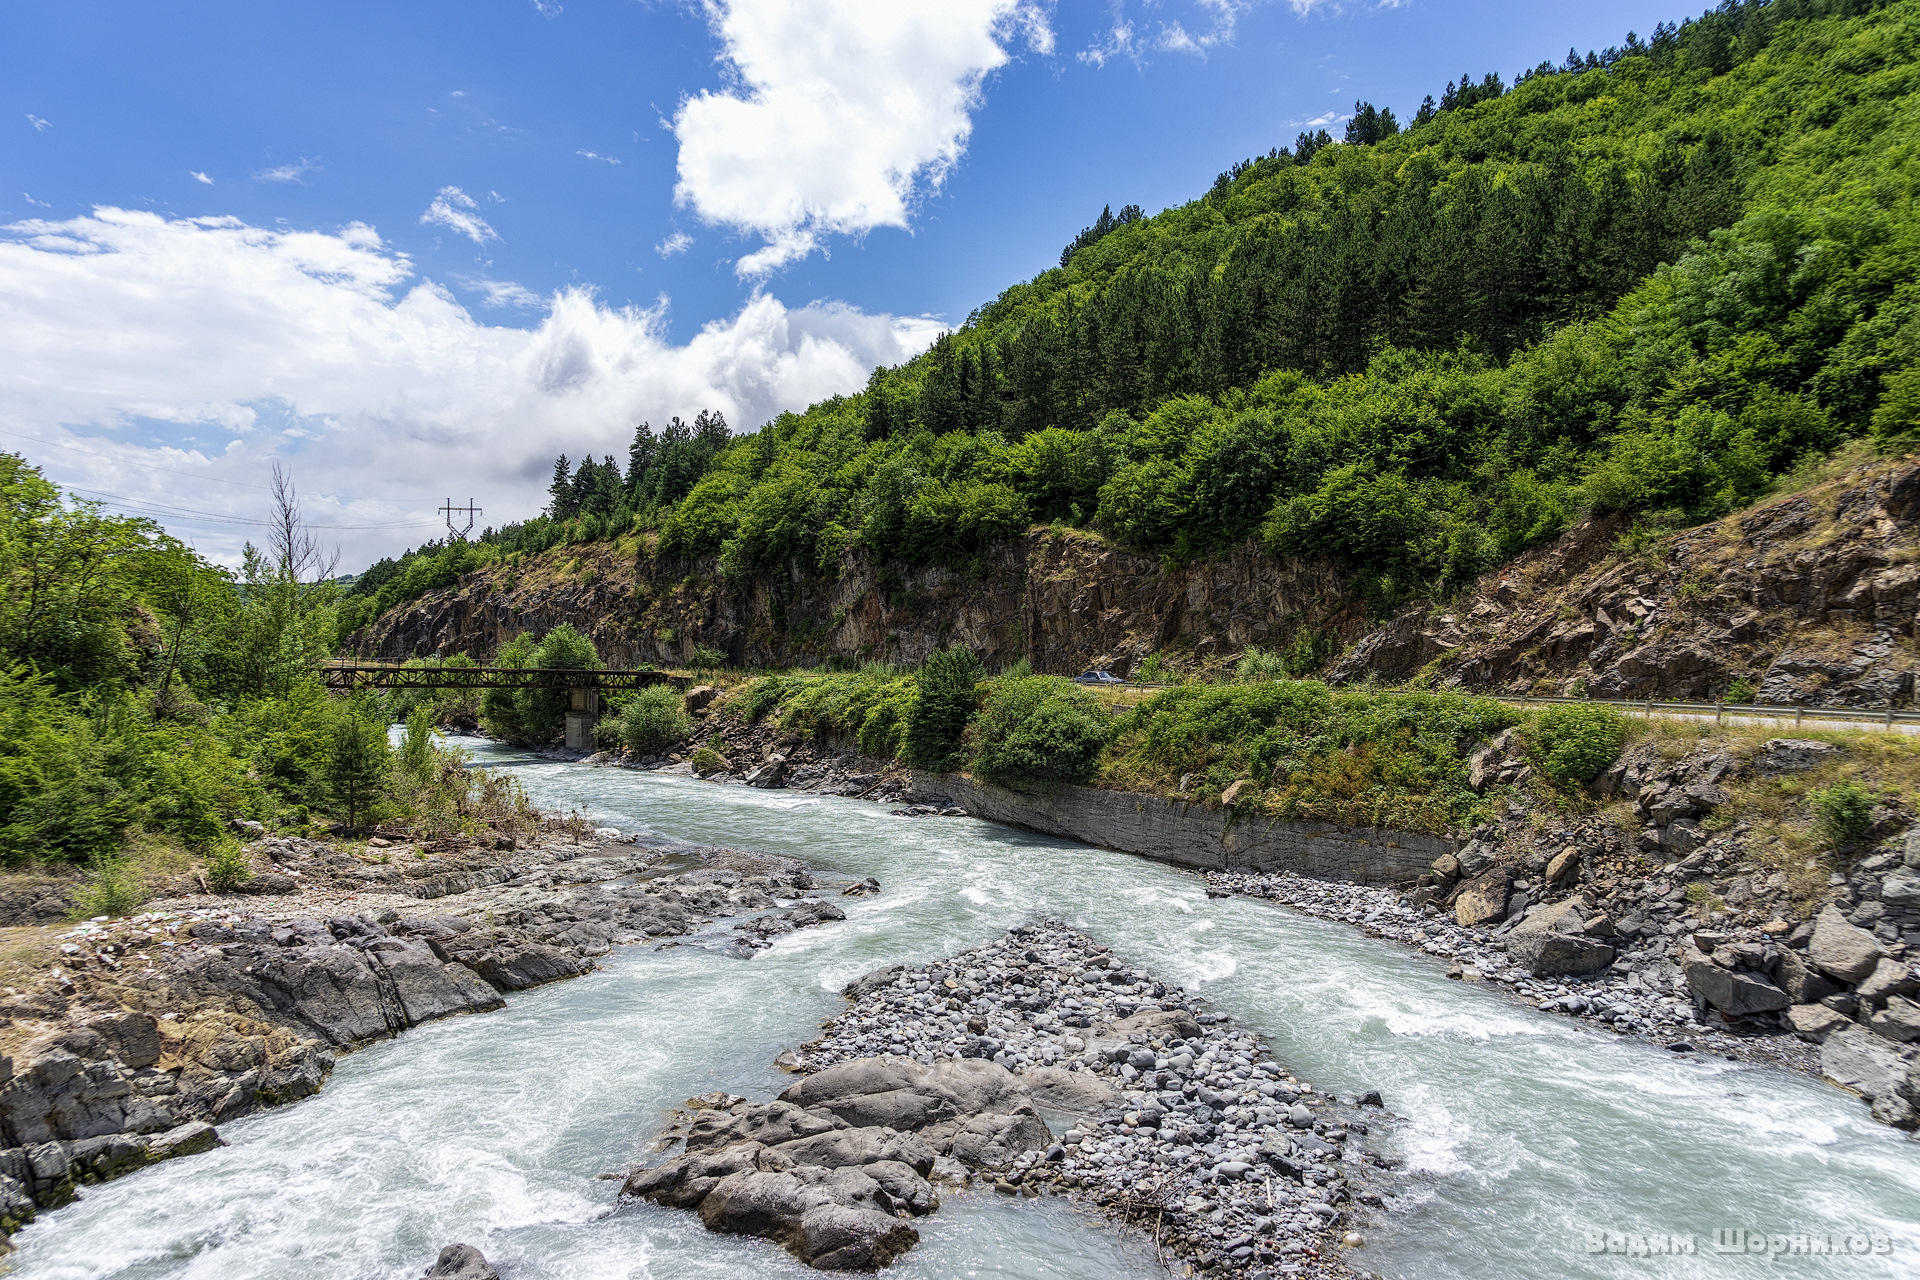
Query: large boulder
[
  {"left": 1870, "top": 996, "right": 1920, "bottom": 1043},
  {"left": 1821, "top": 1024, "right": 1920, "bottom": 1101},
  {"left": 946, "top": 1109, "right": 1053, "bottom": 1169},
  {"left": 1808, "top": 906, "right": 1886, "bottom": 983},
  {"left": 1452, "top": 865, "right": 1513, "bottom": 927},
  {"left": 1772, "top": 951, "right": 1841, "bottom": 1005},
  {"left": 1753, "top": 739, "right": 1841, "bottom": 775},
  {"left": 1684, "top": 954, "right": 1791, "bottom": 1017},
  {"left": 424, "top": 1244, "right": 500, "bottom": 1280},
  {"left": 1017, "top": 1066, "right": 1117, "bottom": 1118},
  {"left": 1856, "top": 958, "right": 1919, "bottom": 1004},
  {"left": 1506, "top": 899, "right": 1615, "bottom": 977},
  {"left": 779, "top": 1055, "right": 1027, "bottom": 1133},
  {"left": 695, "top": 1167, "right": 919, "bottom": 1270},
  {"left": 767, "top": 1127, "right": 938, "bottom": 1178},
  {"left": 1786, "top": 1003, "right": 1851, "bottom": 1041}
]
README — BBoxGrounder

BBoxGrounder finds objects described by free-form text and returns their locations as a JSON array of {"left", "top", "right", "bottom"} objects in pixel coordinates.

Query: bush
[
  {"left": 969, "top": 676, "right": 1110, "bottom": 791},
  {"left": 689, "top": 745, "right": 729, "bottom": 775},
  {"left": 479, "top": 626, "right": 600, "bottom": 744},
  {"left": 1527, "top": 703, "right": 1628, "bottom": 788},
  {"left": 1103, "top": 681, "right": 1515, "bottom": 833},
  {"left": 619, "top": 685, "right": 691, "bottom": 754},
  {"left": 738, "top": 675, "right": 791, "bottom": 723},
  {"left": 1811, "top": 780, "right": 1876, "bottom": 848},
  {"left": 691, "top": 644, "right": 726, "bottom": 671},
  {"left": 907, "top": 647, "right": 984, "bottom": 771},
  {"left": 205, "top": 842, "right": 254, "bottom": 893},
  {"left": 778, "top": 671, "right": 916, "bottom": 758},
  {"left": 74, "top": 856, "right": 146, "bottom": 917}
]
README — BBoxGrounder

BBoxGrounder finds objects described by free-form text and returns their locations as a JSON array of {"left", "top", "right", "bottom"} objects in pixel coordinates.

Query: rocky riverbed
[
  {"left": 0, "top": 825, "right": 869, "bottom": 1248},
  {"left": 628, "top": 920, "right": 1385, "bottom": 1279}
]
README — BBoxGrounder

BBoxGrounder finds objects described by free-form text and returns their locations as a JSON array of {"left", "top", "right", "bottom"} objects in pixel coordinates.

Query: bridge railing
[{"left": 319, "top": 663, "right": 680, "bottom": 692}]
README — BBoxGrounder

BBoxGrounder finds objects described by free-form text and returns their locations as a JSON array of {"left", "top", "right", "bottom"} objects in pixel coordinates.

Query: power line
[{"left": 67, "top": 486, "right": 440, "bottom": 531}]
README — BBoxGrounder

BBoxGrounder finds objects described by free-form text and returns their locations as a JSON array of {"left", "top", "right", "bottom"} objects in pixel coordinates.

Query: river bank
[
  {"left": 12, "top": 750, "right": 1920, "bottom": 1279},
  {"left": 0, "top": 822, "right": 870, "bottom": 1246},
  {"left": 631, "top": 709, "right": 1920, "bottom": 1136}
]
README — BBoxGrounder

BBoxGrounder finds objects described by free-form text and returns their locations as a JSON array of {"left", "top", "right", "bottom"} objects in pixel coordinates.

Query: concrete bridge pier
[{"left": 563, "top": 686, "right": 600, "bottom": 751}]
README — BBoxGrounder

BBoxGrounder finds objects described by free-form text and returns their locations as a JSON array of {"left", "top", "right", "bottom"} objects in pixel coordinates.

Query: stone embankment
[
  {"left": 627, "top": 921, "right": 1382, "bottom": 1278},
  {"left": 0, "top": 827, "right": 866, "bottom": 1246},
  {"left": 1207, "top": 733, "right": 1920, "bottom": 1132}
]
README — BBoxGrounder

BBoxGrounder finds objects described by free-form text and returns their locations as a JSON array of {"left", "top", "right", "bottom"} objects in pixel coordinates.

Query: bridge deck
[{"left": 320, "top": 663, "right": 679, "bottom": 692}]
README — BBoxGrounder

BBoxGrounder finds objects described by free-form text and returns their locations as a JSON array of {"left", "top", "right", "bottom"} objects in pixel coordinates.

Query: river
[{"left": 15, "top": 743, "right": 1920, "bottom": 1279}]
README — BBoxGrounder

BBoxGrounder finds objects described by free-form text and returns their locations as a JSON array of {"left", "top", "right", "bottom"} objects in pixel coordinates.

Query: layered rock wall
[{"left": 915, "top": 774, "right": 1451, "bottom": 883}]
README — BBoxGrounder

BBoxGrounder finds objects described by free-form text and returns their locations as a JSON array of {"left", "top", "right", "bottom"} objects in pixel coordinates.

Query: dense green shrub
[
  {"left": 204, "top": 842, "right": 254, "bottom": 894},
  {"left": 968, "top": 677, "right": 1110, "bottom": 791},
  {"left": 777, "top": 670, "right": 916, "bottom": 759},
  {"left": 1527, "top": 704, "right": 1629, "bottom": 788},
  {"left": 479, "top": 626, "right": 600, "bottom": 744},
  {"left": 907, "top": 647, "right": 984, "bottom": 771},
  {"left": 1104, "top": 681, "right": 1515, "bottom": 833},
  {"left": 1811, "top": 779, "right": 1876, "bottom": 848},
  {"left": 738, "top": 675, "right": 792, "bottom": 723},
  {"left": 619, "top": 685, "right": 691, "bottom": 754}
]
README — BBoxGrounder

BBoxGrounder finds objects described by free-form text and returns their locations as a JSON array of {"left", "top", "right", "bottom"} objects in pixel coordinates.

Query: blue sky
[{"left": 1, "top": 0, "right": 1688, "bottom": 567}]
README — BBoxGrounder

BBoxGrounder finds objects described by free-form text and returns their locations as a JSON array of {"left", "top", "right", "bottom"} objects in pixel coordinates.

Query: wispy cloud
[
  {"left": 22, "top": 193, "right": 51, "bottom": 208},
  {"left": 1081, "top": 0, "right": 1249, "bottom": 66},
  {"left": 460, "top": 277, "right": 543, "bottom": 309},
  {"left": 25, "top": 114, "right": 50, "bottom": 132},
  {"left": 254, "top": 157, "right": 320, "bottom": 183},
  {"left": 577, "top": 149, "right": 621, "bottom": 165},
  {"left": 190, "top": 171, "right": 214, "bottom": 185},
  {"left": 655, "top": 232, "right": 693, "bottom": 257},
  {"left": 531, "top": 0, "right": 562, "bottom": 14},
  {"left": 419, "top": 186, "right": 499, "bottom": 245}
]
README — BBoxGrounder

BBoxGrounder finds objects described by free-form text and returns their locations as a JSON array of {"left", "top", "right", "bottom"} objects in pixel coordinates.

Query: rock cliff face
[
  {"left": 358, "top": 530, "right": 1363, "bottom": 676},
  {"left": 1330, "top": 460, "right": 1920, "bottom": 707}
]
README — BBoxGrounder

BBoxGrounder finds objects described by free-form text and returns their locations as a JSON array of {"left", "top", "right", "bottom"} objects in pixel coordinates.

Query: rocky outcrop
[
  {"left": 357, "top": 529, "right": 1364, "bottom": 677},
  {"left": 0, "top": 831, "right": 867, "bottom": 1242},
  {"left": 1332, "top": 460, "right": 1920, "bottom": 706},
  {"left": 914, "top": 772, "right": 1450, "bottom": 883},
  {"left": 630, "top": 922, "right": 1380, "bottom": 1278}
]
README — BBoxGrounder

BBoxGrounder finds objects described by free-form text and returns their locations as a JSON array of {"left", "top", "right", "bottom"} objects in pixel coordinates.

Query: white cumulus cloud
[
  {"left": 656, "top": 232, "right": 694, "bottom": 257},
  {"left": 420, "top": 186, "right": 499, "bottom": 245},
  {"left": 674, "top": 0, "right": 1051, "bottom": 276},
  {"left": 190, "top": 170, "right": 214, "bottom": 185},
  {"left": 0, "top": 208, "right": 943, "bottom": 567}
]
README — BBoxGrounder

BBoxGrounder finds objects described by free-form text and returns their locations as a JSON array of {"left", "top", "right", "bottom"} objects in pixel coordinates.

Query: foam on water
[{"left": 17, "top": 745, "right": 1920, "bottom": 1280}]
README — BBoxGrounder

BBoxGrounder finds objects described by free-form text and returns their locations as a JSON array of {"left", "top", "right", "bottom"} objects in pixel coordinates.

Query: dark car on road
[{"left": 1072, "top": 670, "right": 1123, "bottom": 685}]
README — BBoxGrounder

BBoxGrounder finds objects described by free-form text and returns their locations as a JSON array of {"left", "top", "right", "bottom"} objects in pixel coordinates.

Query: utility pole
[{"left": 439, "top": 499, "right": 482, "bottom": 540}]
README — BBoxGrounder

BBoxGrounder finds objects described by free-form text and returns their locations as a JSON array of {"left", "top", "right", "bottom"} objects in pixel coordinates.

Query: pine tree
[
  {"left": 547, "top": 454, "right": 573, "bottom": 518},
  {"left": 626, "top": 422, "right": 656, "bottom": 500},
  {"left": 327, "top": 707, "right": 389, "bottom": 830}
]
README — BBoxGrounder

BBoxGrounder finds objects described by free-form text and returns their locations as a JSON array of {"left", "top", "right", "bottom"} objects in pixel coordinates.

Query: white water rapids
[{"left": 16, "top": 743, "right": 1920, "bottom": 1279}]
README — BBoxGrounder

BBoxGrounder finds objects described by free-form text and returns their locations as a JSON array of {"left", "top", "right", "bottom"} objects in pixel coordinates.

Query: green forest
[
  {"left": 0, "top": 454, "right": 536, "bottom": 912},
  {"left": 344, "top": 0, "right": 1920, "bottom": 632}
]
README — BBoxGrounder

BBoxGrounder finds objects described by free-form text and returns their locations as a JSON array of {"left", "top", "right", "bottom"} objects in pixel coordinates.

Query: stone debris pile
[{"left": 636, "top": 920, "right": 1381, "bottom": 1278}]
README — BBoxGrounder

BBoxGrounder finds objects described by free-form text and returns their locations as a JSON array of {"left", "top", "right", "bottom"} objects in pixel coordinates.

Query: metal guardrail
[
  {"left": 1490, "top": 692, "right": 1920, "bottom": 731},
  {"left": 1105, "top": 679, "right": 1916, "bottom": 732}
]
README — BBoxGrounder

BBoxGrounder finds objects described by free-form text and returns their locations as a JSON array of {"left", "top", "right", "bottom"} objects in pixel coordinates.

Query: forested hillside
[{"left": 347, "top": 0, "right": 1920, "bottom": 632}]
